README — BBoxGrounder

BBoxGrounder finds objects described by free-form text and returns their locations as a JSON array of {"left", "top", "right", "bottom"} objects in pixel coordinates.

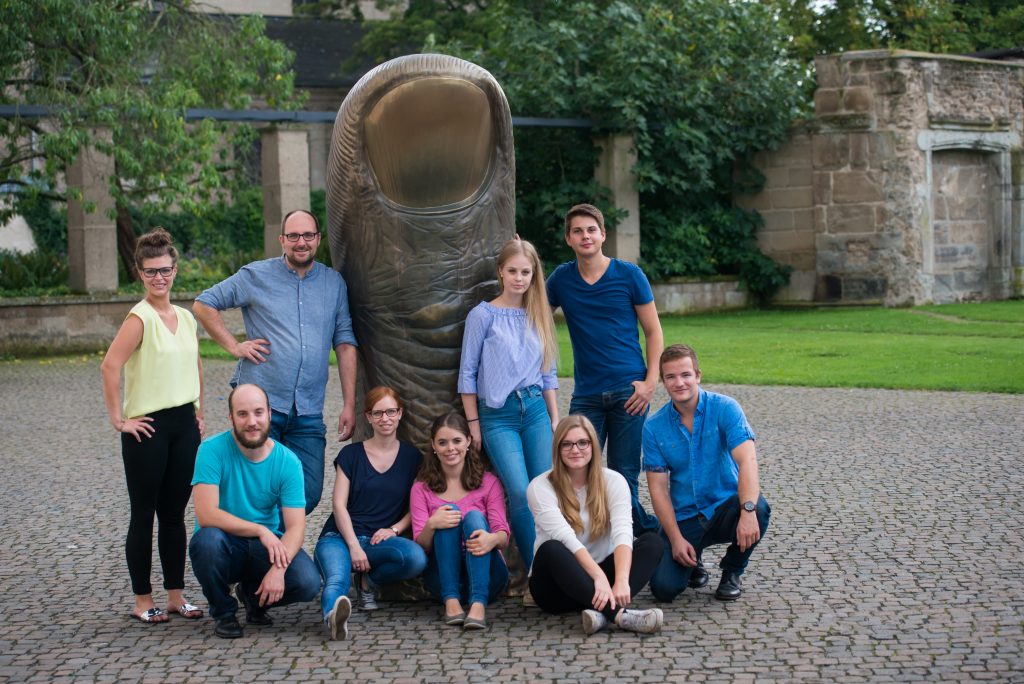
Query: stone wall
[
  {"left": 0, "top": 295, "right": 243, "bottom": 355},
  {"left": 735, "top": 127, "right": 816, "bottom": 301},
  {"left": 739, "top": 50, "right": 1024, "bottom": 305},
  {"left": 0, "top": 280, "right": 743, "bottom": 355}
]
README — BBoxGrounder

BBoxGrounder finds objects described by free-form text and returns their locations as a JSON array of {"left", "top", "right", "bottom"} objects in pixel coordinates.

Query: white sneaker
[
  {"left": 327, "top": 595, "right": 352, "bottom": 640},
  {"left": 614, "top": 608, "right": 663, "bottom": 634},
  {"left": 581, "top": 609, "right": 609, "bottom": 635}
]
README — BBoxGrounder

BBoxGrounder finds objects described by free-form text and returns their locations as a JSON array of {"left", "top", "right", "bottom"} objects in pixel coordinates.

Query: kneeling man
[
  {"left": 189, "top": 383, "right": 321, "bottom": 638},
  {"left": 643, "top": 344, "right": 771, "bottom": 602}
]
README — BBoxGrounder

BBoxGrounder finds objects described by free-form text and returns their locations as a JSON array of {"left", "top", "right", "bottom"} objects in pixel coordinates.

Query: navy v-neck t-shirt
[{"left": 319, "top": 441, "right": 422, "bottom": 538}]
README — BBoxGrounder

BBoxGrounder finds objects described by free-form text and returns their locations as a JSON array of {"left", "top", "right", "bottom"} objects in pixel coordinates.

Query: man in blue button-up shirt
[
  {"left": 194, "top": 210, "right": 358, "bottom": 515},
  {"left": 643, "top": 344, "right": 771, "bottom": 602}
]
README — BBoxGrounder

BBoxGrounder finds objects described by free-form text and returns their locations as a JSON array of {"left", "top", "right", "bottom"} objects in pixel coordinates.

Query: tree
[
  {"left": 0, "top": 1, "right": 298, "bottom": 279},
  {"left": 310, "top": 0, "right": 804, "bottom": 297},
  {"left": 768, "top": 0, "right": 1024, "bottom": 65}
]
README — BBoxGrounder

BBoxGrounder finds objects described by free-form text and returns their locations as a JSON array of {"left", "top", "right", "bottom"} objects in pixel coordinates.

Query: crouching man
[
  {"left": 189, "top": 383, "right": 321, "bottom": 638},
  {"left": 643, "top": 345, "right": 771, "bottom": 602}
]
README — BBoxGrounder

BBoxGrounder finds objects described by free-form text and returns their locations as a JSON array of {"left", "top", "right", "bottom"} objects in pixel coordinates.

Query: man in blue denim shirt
[
  {"left": 547, "top": 203, "right": 664, "bottom": 536},
  {"left": 194, "top": 210, "right": 358, "bottom": 515},
  {"left": 643, "top": 344, "right": 771, "bottom": 602}
]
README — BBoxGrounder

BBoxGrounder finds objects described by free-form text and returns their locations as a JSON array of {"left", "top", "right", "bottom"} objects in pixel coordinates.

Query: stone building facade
[{"left": 738, "top": 50, "right": 1024, "bottom": 305}]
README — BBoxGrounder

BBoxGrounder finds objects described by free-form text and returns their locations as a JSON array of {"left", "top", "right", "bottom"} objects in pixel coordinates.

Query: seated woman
[
  {"left": 411, "top": 413, "right": 510, "bottom": 631},
  {"left": 526, "top": 415, "right": 665, "bottom": 635},
  {"left": 314, "top": 387, "right": 428, "bottom": 640}
]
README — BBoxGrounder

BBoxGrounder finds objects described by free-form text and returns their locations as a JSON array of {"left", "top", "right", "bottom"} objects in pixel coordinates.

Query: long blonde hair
[
  {"left": 547, "top": 415, "right": 610, "bottom": 538},
  {"left": 497, "top": 239, "right": 558, "bottom": 371}
]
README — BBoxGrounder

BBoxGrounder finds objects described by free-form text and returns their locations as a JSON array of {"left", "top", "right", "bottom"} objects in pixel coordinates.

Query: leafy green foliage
[
  {"left": 12, "top": 194, "right": 65, "bottom": 254},
  {"left": 0, "top": 248, "right": 67, "bottom": 292},
  {"left": 768, "top": 0, "right": 1024, "bottom": 65},
  {"left": 0, "top": 0, "right": 300, "bottom": 279},
  {"left": 329, "top": 0, "right": 803, "bottom": 299}
]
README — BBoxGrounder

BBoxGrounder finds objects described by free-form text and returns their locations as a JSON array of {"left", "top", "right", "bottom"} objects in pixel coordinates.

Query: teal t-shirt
[{"left": 191, "top": 430, "right": 305, "bottom": 537}]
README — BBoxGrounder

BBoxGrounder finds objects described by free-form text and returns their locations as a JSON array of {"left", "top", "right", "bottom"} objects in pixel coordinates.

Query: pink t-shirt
[{"left": 410, "top": 471, "right": 511, "bottom": 542}]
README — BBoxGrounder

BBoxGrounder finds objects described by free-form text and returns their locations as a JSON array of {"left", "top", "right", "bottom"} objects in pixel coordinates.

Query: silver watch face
[{"left": 743, "top": 501, "right": 756, "bottom": 512}]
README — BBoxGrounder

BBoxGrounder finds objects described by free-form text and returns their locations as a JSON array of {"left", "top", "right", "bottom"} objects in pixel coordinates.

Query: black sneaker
[
  {"left": 214, "top": 615, "right": 243, "bottom": 639},
  {"left": 235, "top": 584, "right": 273, "bottom": 625}
]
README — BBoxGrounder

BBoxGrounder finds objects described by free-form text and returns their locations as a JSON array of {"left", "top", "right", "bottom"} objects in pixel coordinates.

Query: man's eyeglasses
[
  {"left": 141, "top": 267, "right": 175, "bottom": 278},
  {"left": 369, "top": 408, "right": 400, "bottom": 420},
  {"left": 283, "top": 232, "right": 320, "bottom": 243},
  {"left": 559, "top": 438, "right": 592, "bottom": 452}
]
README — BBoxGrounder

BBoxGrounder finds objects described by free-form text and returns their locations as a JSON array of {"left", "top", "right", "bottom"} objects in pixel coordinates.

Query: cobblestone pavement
[{"left": 1, "top": 356, "right": 1022, "bottom": 682}]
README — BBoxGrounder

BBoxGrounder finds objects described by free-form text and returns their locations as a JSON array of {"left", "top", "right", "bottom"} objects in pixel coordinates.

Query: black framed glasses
[
  {"left": 559, "top": 438, "right": 592, "bottom": 452},
  {"left": 282, "top": 231, "right": 320, "bottom": 243},
  {"left": 141, "top": 267, "right": 174, "bottom": 278},
  {"left": 369, "top": 408, "right": 400, "bottom": 420}
]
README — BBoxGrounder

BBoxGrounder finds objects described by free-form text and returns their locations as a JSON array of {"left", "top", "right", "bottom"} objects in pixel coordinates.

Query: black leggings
[
  {"left": 121, "top": 403, "right": 200, "bottom": 595},
  {"left": 529, "top": 532, "right": 664, "bottom": 621}
]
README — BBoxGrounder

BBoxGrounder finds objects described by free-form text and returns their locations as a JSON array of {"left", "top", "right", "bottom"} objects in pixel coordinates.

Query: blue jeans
[
  {"left": 479, "top": 385, "right": 552, "bottom": 569},
  {"left": 650, "top": 494, "right": 772, "bottom": 602},
  {"left": 313, "top": 532, "right": 428, "bottom": 617},
  {"left": 570, "top": 386, "right": 660, "bottom": 535},
  {"left": 423, "top": 508, "right": 509, "bottom": 606},
  {"left": 271, "top": 406, "right": 327, "bottom": 514},
  {"left": 188, "top": 527, "right": 321, "bottom": 621}
]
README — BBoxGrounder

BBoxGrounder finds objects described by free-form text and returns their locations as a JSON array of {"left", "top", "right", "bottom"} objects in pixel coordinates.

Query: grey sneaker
[
  {"left": 327, "top": 595, "right": 351, "bottom": 641},
  {"left": 355, "top": 573, "right": 379, "bottom": 611},
  {"left": 614, "top": 608, "right": 664, "bottom": 634},
  {"left": 581, "top": 609, "right": 608, "bottom": 635}
]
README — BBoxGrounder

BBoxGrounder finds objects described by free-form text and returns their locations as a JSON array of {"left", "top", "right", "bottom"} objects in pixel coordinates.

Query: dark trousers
[
  {"left": 121, "top": 403, "right": 200, "bottom": 595},
  {"left": 189, "top": 527, "right": 321, "bottom": 621},
  {"left": 529, "top": 532, "right": 664, "bottom": 621},
  {"left": 650, "top": 494, "right": 772, "bottom": 602}
]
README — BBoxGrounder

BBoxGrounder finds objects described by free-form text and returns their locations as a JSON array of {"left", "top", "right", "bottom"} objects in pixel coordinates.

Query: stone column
[
  {"left": 261, "top": 128, "right": 310, "bottom": 257},
  {"left": 593, "top": 132, "right": 640, "bottom": 264},
  {"left": 1013, "top": 150, "right": 1024, "bottom": 297},
  {"left": 67, "top": 128, "right": 117, "bottom": 293}
]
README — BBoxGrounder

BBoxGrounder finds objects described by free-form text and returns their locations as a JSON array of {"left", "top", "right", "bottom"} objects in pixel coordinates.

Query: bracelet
[{"left": 467, "top": 418, "right": 479, "bottom": 423}]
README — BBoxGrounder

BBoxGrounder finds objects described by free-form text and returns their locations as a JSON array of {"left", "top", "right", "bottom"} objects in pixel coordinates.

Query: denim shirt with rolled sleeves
[
  {"left": 642, "top": 388, "right": 756, "bottom": 521},
  {"left": 196, "top": 257, "right": 357, "bottom": 417}
]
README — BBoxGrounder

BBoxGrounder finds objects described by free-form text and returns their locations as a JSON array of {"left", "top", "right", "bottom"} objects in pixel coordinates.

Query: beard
[{"left": 234, "top": 423, "right": 270, "bottom": 449}]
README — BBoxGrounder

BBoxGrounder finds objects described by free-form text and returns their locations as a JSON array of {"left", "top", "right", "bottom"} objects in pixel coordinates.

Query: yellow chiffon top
[{"left": 123, "top": 300, "right": 200, "bottom": 418}]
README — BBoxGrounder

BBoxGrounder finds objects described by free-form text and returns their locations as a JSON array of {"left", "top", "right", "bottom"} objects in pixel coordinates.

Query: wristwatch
[
  {"left": 741, "top": 500, "right": 756, "bottom": 514},
  {"left": 390, "top": 526, "right": 399, "bottom": 534}
]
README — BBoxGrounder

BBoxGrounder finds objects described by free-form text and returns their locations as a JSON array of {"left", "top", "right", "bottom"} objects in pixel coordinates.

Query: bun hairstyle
[{"left": 133, "top": 227, "right": 178, "bottom": 269}]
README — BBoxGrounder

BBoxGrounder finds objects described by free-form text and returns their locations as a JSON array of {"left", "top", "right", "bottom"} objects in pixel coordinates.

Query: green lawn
[{"left": 193, "top": 301, "right": 1024, "bottom": 393}]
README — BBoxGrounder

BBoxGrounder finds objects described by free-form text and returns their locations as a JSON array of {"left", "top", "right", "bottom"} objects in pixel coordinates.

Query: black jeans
[
  {"left": 121, "top": 403, "right": 200, "bottom": 595},
  {"left": 529, "top": 532, "right": 664, "bottom": 621}
]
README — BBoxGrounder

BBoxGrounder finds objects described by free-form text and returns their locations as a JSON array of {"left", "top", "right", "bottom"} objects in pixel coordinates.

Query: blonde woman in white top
[
  {"left": 101, "top": 228, "right": 205, "bottom": 624},
  {"left": 526, "top": 415, "right": 664, "bottom": 634}
]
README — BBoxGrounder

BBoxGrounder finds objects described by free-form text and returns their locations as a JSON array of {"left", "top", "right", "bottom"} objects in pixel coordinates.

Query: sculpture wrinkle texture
[{"left": 327, "top": 54, "right": 516, "bottom": 447}]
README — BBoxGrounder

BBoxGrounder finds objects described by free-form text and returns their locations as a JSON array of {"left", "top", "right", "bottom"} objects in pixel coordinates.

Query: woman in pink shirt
[{"left": 411, "top": 413, "right": 510, "bottom": 631}]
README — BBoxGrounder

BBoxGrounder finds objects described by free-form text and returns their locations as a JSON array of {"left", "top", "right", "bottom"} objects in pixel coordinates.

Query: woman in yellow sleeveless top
[{"left": 101, "top": 228, "right": 206, "bottom": 624}]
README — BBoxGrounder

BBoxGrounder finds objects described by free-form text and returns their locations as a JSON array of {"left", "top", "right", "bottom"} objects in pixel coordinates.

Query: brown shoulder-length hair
[
  {"left": 134, "top": 227, "right": 178, "bottom": 269},
  {"left": 547, "top": 415, "right": 610, "bottom": 538},
  {"left": 417, "top": 412, "right": 485, "bottom": 494}
]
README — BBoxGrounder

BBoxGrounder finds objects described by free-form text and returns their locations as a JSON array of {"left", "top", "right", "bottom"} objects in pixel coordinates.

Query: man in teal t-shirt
[{"left": 189, "top": 384, "right": 321, "bottom": 639}]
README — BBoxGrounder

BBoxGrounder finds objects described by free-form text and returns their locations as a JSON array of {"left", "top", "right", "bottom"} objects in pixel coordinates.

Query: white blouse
[{"left": 527, "top": 468, "right": 634, "bottom": 569}]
